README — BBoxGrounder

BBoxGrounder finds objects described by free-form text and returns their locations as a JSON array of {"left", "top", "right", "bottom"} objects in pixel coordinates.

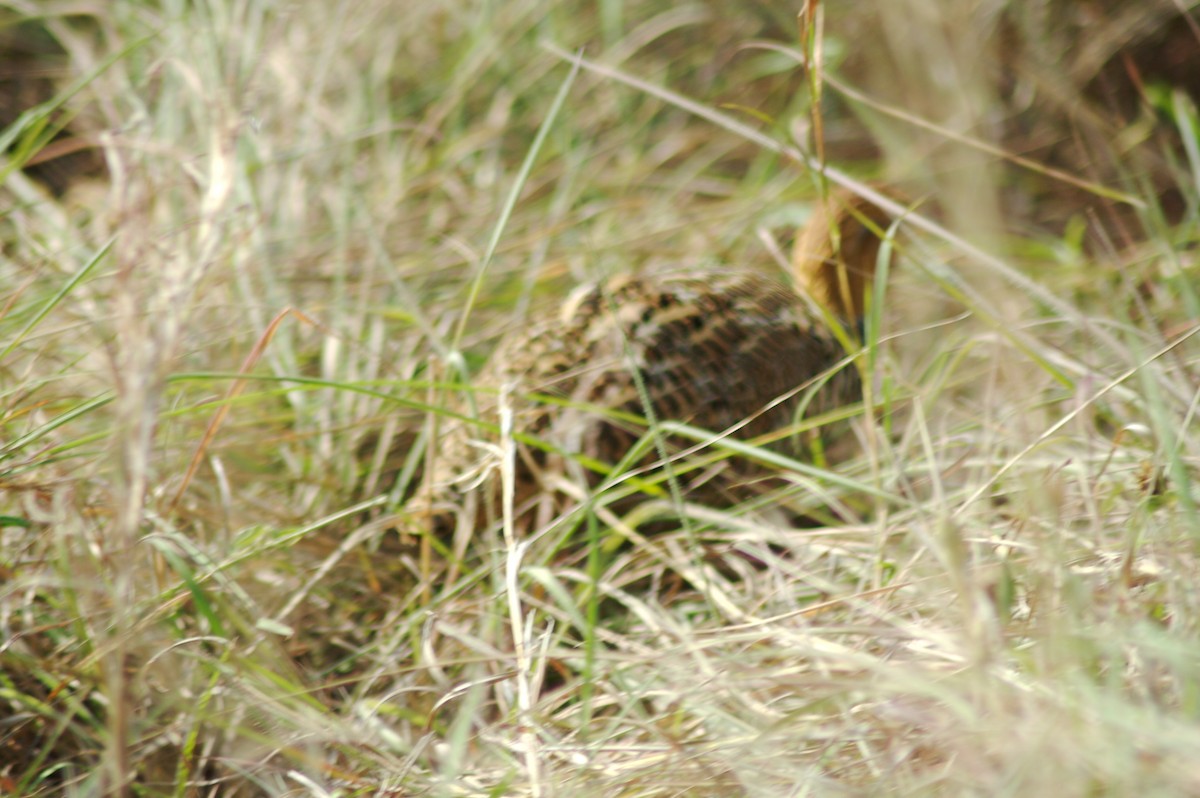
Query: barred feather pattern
[{"left": 410, "top": 190, "right": 895, "bottom": 531}]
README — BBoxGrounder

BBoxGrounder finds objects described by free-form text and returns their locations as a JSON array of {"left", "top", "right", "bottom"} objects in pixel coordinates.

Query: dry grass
[{"left": 2, "top": 1, "right": 1198, "bottom": 795}]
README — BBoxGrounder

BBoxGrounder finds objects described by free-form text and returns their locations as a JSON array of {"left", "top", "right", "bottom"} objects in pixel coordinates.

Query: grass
[{"left": 2, "top": 1, "right": 1199, "bottom": 795}]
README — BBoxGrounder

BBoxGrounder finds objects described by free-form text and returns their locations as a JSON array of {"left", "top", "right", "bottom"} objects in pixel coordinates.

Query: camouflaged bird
[{"left": 411, "top": 188, "right": 899, "bottom": 535}]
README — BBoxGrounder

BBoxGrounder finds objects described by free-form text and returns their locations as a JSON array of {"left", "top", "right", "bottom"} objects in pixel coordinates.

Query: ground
[{"left": 1, "top": 1, "right": 1199, "bottom": 795}]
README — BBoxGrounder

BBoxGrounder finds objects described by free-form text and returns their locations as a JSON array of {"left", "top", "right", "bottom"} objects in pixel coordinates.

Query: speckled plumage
[{"left": 412, "top": 189, "right": 898, "bottom": 531}]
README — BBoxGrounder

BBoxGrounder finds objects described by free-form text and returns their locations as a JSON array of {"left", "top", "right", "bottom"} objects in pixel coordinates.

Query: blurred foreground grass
[{"left": 1, "top": 1, "right": 1198, "bottom": 795}]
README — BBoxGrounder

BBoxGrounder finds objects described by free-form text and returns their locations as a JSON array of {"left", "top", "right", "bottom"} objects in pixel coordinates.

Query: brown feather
[{"left": 410, "top": 188, "right": 900, "bottom": 533}]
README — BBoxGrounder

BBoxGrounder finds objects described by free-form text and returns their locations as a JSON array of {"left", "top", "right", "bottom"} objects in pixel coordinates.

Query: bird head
[{"left": 792, "top": 189, "right": 900, "bottom": 325}]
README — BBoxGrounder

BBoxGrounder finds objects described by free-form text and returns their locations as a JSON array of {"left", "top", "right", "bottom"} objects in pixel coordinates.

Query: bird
[{"left": 408, "top": 188, "right": 899, "bottom": 539}]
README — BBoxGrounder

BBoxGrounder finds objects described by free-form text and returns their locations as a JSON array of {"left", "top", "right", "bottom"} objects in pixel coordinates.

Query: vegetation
[{"left": 1, "top": 1, "right": 1197, "bottom": 794}]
